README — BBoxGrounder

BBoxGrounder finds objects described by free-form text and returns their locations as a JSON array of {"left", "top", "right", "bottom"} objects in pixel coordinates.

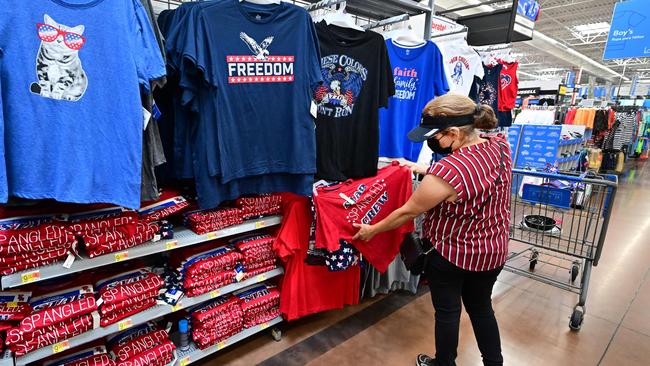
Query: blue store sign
[{"left": 603, "top": 0, "right": 650, "bottom": 60}]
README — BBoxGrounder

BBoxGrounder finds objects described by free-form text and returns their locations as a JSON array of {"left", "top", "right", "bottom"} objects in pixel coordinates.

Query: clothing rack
[
  {"left": 363, "top": 13, "right": 409, "bottom": 30},
  {"left": 430, "top": 26, "right": 468, "bottom": 39},
  {"left": 306, "top": 0, "right": 346, "bottom": 12},
  {"left": 474, "top": 43, "right": 512, "bottom": 52}
]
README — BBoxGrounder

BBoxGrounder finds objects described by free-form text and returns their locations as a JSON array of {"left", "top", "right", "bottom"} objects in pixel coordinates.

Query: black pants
[{"left": 425, "top": 249, "right": 504, "bottom": 366}]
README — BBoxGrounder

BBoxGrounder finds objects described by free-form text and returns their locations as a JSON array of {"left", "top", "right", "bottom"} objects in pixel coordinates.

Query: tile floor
[{"left": 198, "top": 160, "right": 650, "bottom": 366}]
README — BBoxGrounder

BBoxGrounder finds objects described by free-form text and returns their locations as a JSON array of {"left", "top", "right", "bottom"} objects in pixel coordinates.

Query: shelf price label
[
  {"left": 21, "top": 270, "right": 41, "bottom": 284},
  {"left": 210, "top": 290, "right": 221, "bottom": 299},
  {"left": 165, "top": 241, "right": 178, "bottom": 251},
  {"left": 6, "top": 302, "right": 18, "bottom": 308},
  {"left": 207, "top": 232, "right": 218, "bottom": 240},
  {"left": 180, "top": 357, "right": 191, "bottom": 366},
  {"left": 114, "top": 252, "right": 129, "bottom": 262},
  {"left": 255, "top": 221, "right": 266, "bottom": 229},
  {"left": 171, "top": 301, "right": 183, "bottom": 312},
  {"left": 118, "top": 318, "right": 133, "bottom": 331},
  {"left": 256, "top": 274, "right": 267, "bottom": 282},
  {"left": 52, "top": 340, "right": 70, "bottom": 354},
  {"left": 260, "top": 322, "right": 269, "bottom": 330},
  {"left": 217, "top": 341, "right": 227, "bottom": 350}
]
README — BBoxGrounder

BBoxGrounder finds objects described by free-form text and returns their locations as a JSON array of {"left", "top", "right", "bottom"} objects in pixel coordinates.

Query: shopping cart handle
[{"left": 511, "top": 169, "right": 618, "bottom": 186}]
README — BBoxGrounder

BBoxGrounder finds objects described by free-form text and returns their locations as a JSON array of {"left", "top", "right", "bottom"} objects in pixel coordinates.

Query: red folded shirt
[
  {"left": 241, "top": 265, "right": 277, "bottom": 281},
  {"left": 116, "top": 339, "right": 175, "bottom": 366},
  {"left": 64, "top": 354, "right": 116, "bottom": 366},
  {"left": 112, "top": 329, "right": 169, "bottom": 362},
  {"left": 244, "top": 308, "right": 280, "bottom": 328},
  {"left": 87, "top": 224, "right": 158, "bottom": 258},
  {"left": 183, "top": 270, "right": 235, "bottom": 293},
  {"left": 100, "top": 289, "right": 160, "bottom": 316},
  {"left": 0, "top": 302, "right": 32, "bottom": 322},
  {"left": 67, "top": 212, "right": 139, "bottom": 236},
  {"left": 18, "top": 296, "right": 97, "bottom": 334},
  {"left": 184, "top": 251, "right": 243, "bottom": 279},
  {"left": 100, "top": 273, "right": 163, "bottom": 306},
  {"left": 0, "top": 224, "right": 68, "bottom": 246},
  {"left": 11, "top": 314, "right": 94, "bottom": 356},
  {"left": 0, "top": 233, "right": 76, "bottom": 256},
  {"left": 83, "top": 222, "right": 151, "bottom": 250},
  {"left": 100, "top": 298, "right": 157, "bottom": 327}
]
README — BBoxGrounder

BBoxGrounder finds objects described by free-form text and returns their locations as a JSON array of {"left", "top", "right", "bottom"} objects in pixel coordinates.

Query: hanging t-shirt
[
  {"left": 178, "top": 0, "right": 322, "bottom": 184},
  {"left": 498, "top": 61, "right": 519, "bottom": 111},
  {"left": 436, "top": 38, "right": 484, "bottom": 97},
  {"left": 476, "top": 64, "right": 502, "bottom": 114},
  {"left": 314, "top": 22, "right": 395, "bottom": 181},
  {"left": 0, "top": 0, "right": 166, "bottom": 209},
  {"left": 379, "top": 40, "right": 449, "bottom": 162},
  {"left": 314, "top": 163, "right": 414, "bottom": 273},
  {"left": 274, "top": 193, "right": 360, "bottom": 321}
]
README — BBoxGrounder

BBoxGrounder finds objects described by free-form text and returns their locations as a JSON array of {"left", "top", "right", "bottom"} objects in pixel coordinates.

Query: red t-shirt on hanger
[{"left": 498, "top": 61, "right": 519, "bottom": 111}]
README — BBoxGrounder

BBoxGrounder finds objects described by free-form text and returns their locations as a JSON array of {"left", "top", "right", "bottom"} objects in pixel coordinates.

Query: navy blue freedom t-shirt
[
  {"left": 179, "top": 0, "right": 322, "bottom": 184},
  {"left": 0, "top": 0, "right": 166, "bottom": 209}
]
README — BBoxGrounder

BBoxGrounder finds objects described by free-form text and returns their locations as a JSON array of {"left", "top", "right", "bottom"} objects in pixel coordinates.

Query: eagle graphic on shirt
[
  {"left": 239, "top": 32, "right": 274, "bottom": 60},
  {"left": 315, "top": 61, "right": 365, "bottom": 118}
]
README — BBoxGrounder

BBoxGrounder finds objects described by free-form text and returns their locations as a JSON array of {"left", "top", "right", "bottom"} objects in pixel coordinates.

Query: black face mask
[{"left": 427, "top": 135, "right": 453, "bottom": 154}]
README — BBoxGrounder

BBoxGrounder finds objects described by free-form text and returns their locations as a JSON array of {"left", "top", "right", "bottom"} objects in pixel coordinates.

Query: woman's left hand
[{"left": 352, "top": 223, "right": 377, "bottom": 242}]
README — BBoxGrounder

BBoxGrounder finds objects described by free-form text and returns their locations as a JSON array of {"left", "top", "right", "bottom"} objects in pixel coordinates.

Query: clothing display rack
[{"left": 0, "top": 2, "right": 437, "bottom": 366}]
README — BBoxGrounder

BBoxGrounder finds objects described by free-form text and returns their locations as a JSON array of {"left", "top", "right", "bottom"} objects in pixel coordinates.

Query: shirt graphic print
[
  {"left": 315, "top": 55, "right": 367, "bottom": 118},
  {"left": 227, "top": 32, "right": 295, "bottom": 84},
  {"left": 31, "top": 14, "right": 88, "bottom": 102}
]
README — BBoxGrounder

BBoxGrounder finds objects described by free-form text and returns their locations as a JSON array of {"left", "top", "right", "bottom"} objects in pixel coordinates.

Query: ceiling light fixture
[{"left": 572, "top": 22, "right": 610, "bottom": 35}]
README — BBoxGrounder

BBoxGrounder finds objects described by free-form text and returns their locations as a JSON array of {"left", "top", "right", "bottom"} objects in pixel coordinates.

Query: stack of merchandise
[
  {"left": 230, "top": 235, "right": 278, "bottom": 280},
  {"left": 138, "top": 193, "right": 189, "bottom": 223},
  {"left": 0, "top": 291, "right": 32, "bottom": 350},
  {"left": 95, "top": 269, "right": 164, "bottom": 327},
  {"left": 184, "top": 208, "right": 242, "bottom": 235},
  {"left": 235, "top": 194, "right": 282, "bottom": 220},
  {"left": 0, "top": 219, "right": 77, "bottom": 275},
  {"left": 189, "top": 295, "right": 243, "bottom": 350},
  {"left": 6, "top": 285, "right": 98, "bottom": 356},
  {"left": 172, "top": 246, "right": 243, "bottom": 297},
  {"left": 68, "top": 208, "right": 159, "bottom": 258},
  {"left": 44, "top": 345, "right": 115, "bottom": 366},
  {"left": 108, "top": 323, "right": 175, "bottom": 366},
  {"left": 234, "top": 285, "right": 280, "bottom": 329}
]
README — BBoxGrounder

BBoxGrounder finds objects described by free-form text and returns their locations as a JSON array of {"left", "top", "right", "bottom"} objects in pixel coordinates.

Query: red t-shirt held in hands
[{"left": 314, "top": 163, "right": 414, "bottom": 273}]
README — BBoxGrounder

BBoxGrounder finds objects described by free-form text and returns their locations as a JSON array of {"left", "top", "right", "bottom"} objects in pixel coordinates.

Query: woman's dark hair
[{"left": 422, "top": 93, "right": 498, "bottom": 131}]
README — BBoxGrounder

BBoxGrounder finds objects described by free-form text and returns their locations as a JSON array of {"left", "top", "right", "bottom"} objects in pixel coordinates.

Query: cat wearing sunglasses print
[{"left": 30, "top": 14, "right": 88, "bottom": 102}]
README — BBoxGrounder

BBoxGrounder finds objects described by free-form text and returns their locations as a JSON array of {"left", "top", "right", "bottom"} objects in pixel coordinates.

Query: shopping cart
[{"left": 506, "top": 169, "right": 618, "bottom": 330}]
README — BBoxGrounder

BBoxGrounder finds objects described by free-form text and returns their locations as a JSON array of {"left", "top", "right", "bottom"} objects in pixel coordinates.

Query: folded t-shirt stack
[
  {"left": 189, "top": 295, "right": 243, "bottom": 350},
  {"left": 0, "top": 218, "right": 77, "bottom": 275},
  {"left": 231, "top": 235, "right": 278, "bottom": 278},
  {"left": 5, "top": 285, "right": 98, "bottom": 356},
  {"left": 69, "top": 209, "right": 159, "bottom": 258},
  {"left": 0, "top": 291, "right": 32, "bottom": 350},
  {"left": 108, "top": 323, "right": 175, "bottom": 366},
  {"left": 235, "top": 193, "right": 282, "bottom": 220},
  {"left": 138, "top": 193, "right": 189, "bottom": 223},
  {"left": 95, "top": 269, "right": 164, "bottom": 327},
  {"left": 234, "top": 284, "right": 281, "bottom": 329},
  {"left": 172, "top": 246, "right": 243, "bottom": 297},
  {"left": 183, "top": 207, "right": 243, "bottom": 235},
  {"left": 44, "top": 345, "right": 115, "bottom": 366}
]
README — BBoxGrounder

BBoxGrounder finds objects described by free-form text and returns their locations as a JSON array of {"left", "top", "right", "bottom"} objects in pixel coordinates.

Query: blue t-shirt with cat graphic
[{"left": 0, "top": 0, "right": 165, "bottom": 208}]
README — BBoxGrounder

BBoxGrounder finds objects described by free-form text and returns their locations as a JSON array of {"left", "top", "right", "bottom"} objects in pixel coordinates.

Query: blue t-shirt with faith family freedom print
[
  {"left": 379, "top": 40, "right": 449, "bottom": 162},
  {"left": 0, "top": 0, "right": 165, "bottom": 208}
]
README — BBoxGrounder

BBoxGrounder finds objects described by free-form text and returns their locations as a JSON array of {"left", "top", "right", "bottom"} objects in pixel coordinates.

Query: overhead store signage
[
  {"left": 630, "top": 74, "right": 639, "bottom": 96},
  {"left": 517, "top": 0, "right": 541, "bottom": 22},
  {"left": 603, "top": 0, "right": 650, "bottom": 60},
  {"left": 517, "top": 87, "right": 540, "bottom": 96},
  {"left": 565, "top": 71, "right": 575, "bottom": 88}
]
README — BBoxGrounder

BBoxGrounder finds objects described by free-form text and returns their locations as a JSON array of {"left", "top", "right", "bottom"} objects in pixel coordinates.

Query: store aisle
[{"left": 200, "top": 161, "right": 650, "bottom": 366}]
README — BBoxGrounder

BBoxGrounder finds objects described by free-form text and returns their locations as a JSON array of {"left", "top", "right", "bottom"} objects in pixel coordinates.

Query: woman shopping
[{"left": 353, "top": 94, "right": 512, "bottom": 366}]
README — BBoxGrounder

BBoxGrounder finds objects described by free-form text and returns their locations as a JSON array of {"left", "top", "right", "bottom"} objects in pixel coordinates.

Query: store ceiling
[{"left": 434, "top": 0, "right": 648, "bottom": 84}]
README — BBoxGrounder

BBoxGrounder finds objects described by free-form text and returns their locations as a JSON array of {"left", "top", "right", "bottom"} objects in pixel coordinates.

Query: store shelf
[
  {"left": 175, "top": 316, "right": 283, "bottom": 366},
  {"left": 0, "top": 352, "right": 13, "bottom": 366},
  {"left": 14, "top": 268, "right": 284, "bottom": 366},
  {"left": 1, "top": 216, "right": 282, "bottom": 290}
]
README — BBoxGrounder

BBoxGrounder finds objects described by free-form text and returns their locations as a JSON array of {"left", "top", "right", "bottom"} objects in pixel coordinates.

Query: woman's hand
[
  {"left": 352, "top": 223, "right": 377, "bottom": 242},
  {"left": 400, "top": 161, "right": 429, "bottom": 175}
]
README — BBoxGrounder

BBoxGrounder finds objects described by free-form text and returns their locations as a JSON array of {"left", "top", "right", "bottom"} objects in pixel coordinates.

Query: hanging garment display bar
[
  {"left": 437, "top": 0, "right": 512, "bottom": 16},
  {"left": 363, "top": 13, "right": 409, "bottom": 30},
  {"left": 306, "top": 0, "right": 346, "bottom": 12},
  {"left": 430, "top": 26, "right": 469, "bottom": 39}
]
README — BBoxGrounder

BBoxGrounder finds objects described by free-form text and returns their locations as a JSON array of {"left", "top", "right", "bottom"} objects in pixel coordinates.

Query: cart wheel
[
  {"left": 529, "top": 251, "right": 539, "bottom": 271},
  {"left": 571, "top": 263, "right": 580, "bottom": 283},
  {"left": 271, "top": 328, "right": 282, "bottom": 342},
  {"left": 569, "top": 309, "right": 584, "bottom": 331}
]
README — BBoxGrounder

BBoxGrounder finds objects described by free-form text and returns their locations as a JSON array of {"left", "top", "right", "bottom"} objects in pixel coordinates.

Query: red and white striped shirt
[{"left": 423, "top": 137, "right": 512, "bottom": 271}]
